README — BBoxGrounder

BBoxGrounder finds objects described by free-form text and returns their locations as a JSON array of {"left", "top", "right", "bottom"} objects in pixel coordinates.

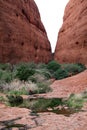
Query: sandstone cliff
[
  {"left": 55, "top": 0, "right": 87, "bottom": 64},
  {"left": 0, "top": 0, "right": 52, "bottom": 64}
]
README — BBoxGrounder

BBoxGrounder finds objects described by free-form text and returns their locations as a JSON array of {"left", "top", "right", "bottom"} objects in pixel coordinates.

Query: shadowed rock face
[
  {"left": 55, "top": 0, "right": 87, "bottom": 64},
  {"left": 0, "top": 0, "right": 52, "bottom": 64}
]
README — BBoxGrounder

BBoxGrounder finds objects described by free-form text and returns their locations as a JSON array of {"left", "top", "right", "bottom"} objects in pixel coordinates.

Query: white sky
[{"left": 34, "top": 0, "right": 69, "bottom": 52}]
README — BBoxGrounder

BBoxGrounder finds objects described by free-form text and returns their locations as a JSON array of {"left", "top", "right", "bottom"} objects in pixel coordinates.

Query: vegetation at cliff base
[{"left": 0, "top": 61, "right": 86, "bottom": 95}]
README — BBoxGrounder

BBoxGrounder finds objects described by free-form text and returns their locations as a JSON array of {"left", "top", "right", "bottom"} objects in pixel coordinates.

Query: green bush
[
  {"left": 62, "top": 63, "right": 86, "bottom": 75},
  {"left": 26, "top": 62, "right": 36, "bottom": 69},
  {"left": 3, "top": 72, "right": 12, "bottom": 83},
  {"left": 0, "top": 70, "right": 3, "bottom": 79},
  {"left": 7, "top": 95, "right": 23, "bottom": 106},
  {"left": 40, "top": 69, "right": 52, "bottom": 79},
  {"left": 28, "top": 82, "right": 51, "bottom": 95},
  {"left": 15, "top": 62, "right": 36, "bottom": 70},
  {"left": 16, "top": 64, "right": 35, "bottom": 81},
  {"left": 77, "top": 63, "right": 86, "bottom": 70},
  {"left": 0, "top": 70, "right": 12, "bottom": 83},
  {"left": 0, "top": 96, "right": 5, "bottom": 102},
  {"left": 30, "top": 98, "right": 63, "bottom": 112},
  {"left": 29, "top": 73, "right": 45, "bottom": 83},
  {"left": 47, "top": 60, "right": 61, "bottom": 72},
  {"left": 54, "top": 68, "right": 68, "bottom": 80},
  {"left": 37, "top": 63, "right": 47, "bottom": 69},
  {"left": 66, "top": 93, "right": 84, "bottom": 109},
  {"left": 36, "top": 68, "right": 52, "bottom": 80},
  {"left": 0, "top": 63, "right": 11, "bottom": 71},
  {"left": 37, "top": 82, "right": 51, "bottom": 94},
  {"left": 28, "top": 76, "right": 37, "bottom": 83}
]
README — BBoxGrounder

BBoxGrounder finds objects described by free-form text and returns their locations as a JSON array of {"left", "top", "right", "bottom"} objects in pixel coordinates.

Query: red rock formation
[
  {"left": 0, "top": 0, "right": 52, "bottom": 64},
  {"left": 48, "top": 70, "right": 87, "bottom": 98},
  {"left": 55, "top": 0, "right": 87, "bottom": 64}
]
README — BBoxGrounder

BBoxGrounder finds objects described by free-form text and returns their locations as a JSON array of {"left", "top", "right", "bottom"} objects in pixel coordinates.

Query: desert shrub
[
  {"left": 0, "top": 70, "right": 12, "bottom": 83},
  {"left": 7, "top": 95, "right": 23, "bottom": 106},
  {"left": 28, "top": 82, "right": 51, "bottom": 95},
  {"left": 62, "top": 63, "right": 86, "bottom": 75},
  {"left": 40, "top": 69, "right": 52, "bottom": 79},
  {"left": 37, "top": 82, "right": 51, "bottom": 93},
  {"left": 77, "top": 63, "right": 86, "bottom": 70},
  {"left": 0, "top": 63, "right": 11, "bottom": 71},
  {"left": 66, "top": 93, "right": 84, "bottom": 109},
  {"left": 26, "top": 62, "right": 36, "bottom": 69},
  {"left": 2, "top": 72, "right": 12, "bottom": 83},
  {"left": 0, "top": 79, "right": 38, "bottom": 94},
  {"left": 15, "top": 62, "right": 36, "bottom": 70},
  {"left": 0, "top": 96, "right": 5, "bottom": 102},
  {"left": 29, "top": 73, "right": 45, "bottom": 83},
  {"left": 16, "top": 64, "right": 35, "bottom": 81},
  {"left": 28, "top": 76, "right": 37, "bottom": 83},
  {"left": 37, "top": 63, "right": 47, "bottom": 69},
  {"left": 0, "top": 70, "right": 3, "bottom": 79},
  {"left": 36, "top": 68, "right": 52, "bottom": 80},
  {"left": 47, "top": 60, "right": 61, "bottom": 72},
  {"left": 54, "top": 68, "right": 68, "bottom": 80},
  {"left": 30, "top": 98, "right": 63, "bottom": 112},
  {"left": 7, "top": 87, "right": 28, "bottom": 96}
]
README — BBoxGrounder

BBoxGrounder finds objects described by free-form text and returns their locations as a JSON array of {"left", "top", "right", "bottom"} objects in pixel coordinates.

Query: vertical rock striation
[
  {"left": 55, "top": 0, "right": 87, "bottom": 64},
  {"left": 0, "top": 0, "right": 52, "bottom": 64}
]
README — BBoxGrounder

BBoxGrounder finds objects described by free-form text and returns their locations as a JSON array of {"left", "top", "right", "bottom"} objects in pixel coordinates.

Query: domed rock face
[
  {"left": 55, "top": 0, "right": 87, "bottom": 64},
  {"left": 0, "top": 0, "right": 52, "bottom": 64}
]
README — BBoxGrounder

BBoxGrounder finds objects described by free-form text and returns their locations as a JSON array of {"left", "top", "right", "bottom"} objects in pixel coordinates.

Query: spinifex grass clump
[
  {"left": 29, "top": 82, "right": 51, "bottom": 95},
  {"left": 65, "top": 93, "right": 84, "bottom": 110}
]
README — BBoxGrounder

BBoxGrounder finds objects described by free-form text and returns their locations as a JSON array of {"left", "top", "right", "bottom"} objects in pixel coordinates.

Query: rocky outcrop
[
  {"left": 0, "top": 0, "right": 52, "bottom": 64},
  {"left": 55, "top": 0, "right": 87, "bottom": 64},
  {"left": 47, "top": 70, "right": 87, "bottom": 98},
  {"left": 0, "top": 103, "right": 87, "bottom": 130}
]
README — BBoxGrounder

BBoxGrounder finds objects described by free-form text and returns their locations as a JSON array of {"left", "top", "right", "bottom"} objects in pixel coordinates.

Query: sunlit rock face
[
  {"left": 55, "top": 0, "right": 87, "bottom": 64},
  {"left": 0, "top": 0, "right": 52, "bottom": 64}
]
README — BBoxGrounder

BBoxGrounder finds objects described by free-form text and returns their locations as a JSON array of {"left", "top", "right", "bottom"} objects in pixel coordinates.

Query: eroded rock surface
[
  {"left": 55, "top": 0, "right": 87, "bottom": 64},
  {"left": 46, "top": 70, "right": 87, "bottom": 98},
  {"left": 0, "top": 105, "right": 87, "bottom": 130},
  {"left": 0, "top": 0, "right": 52, "bottom": 64}
]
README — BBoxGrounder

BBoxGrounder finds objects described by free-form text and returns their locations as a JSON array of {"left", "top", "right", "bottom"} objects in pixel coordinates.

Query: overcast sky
[{"left": 34, "top": 0, "right": 69, "bottom": 52}]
